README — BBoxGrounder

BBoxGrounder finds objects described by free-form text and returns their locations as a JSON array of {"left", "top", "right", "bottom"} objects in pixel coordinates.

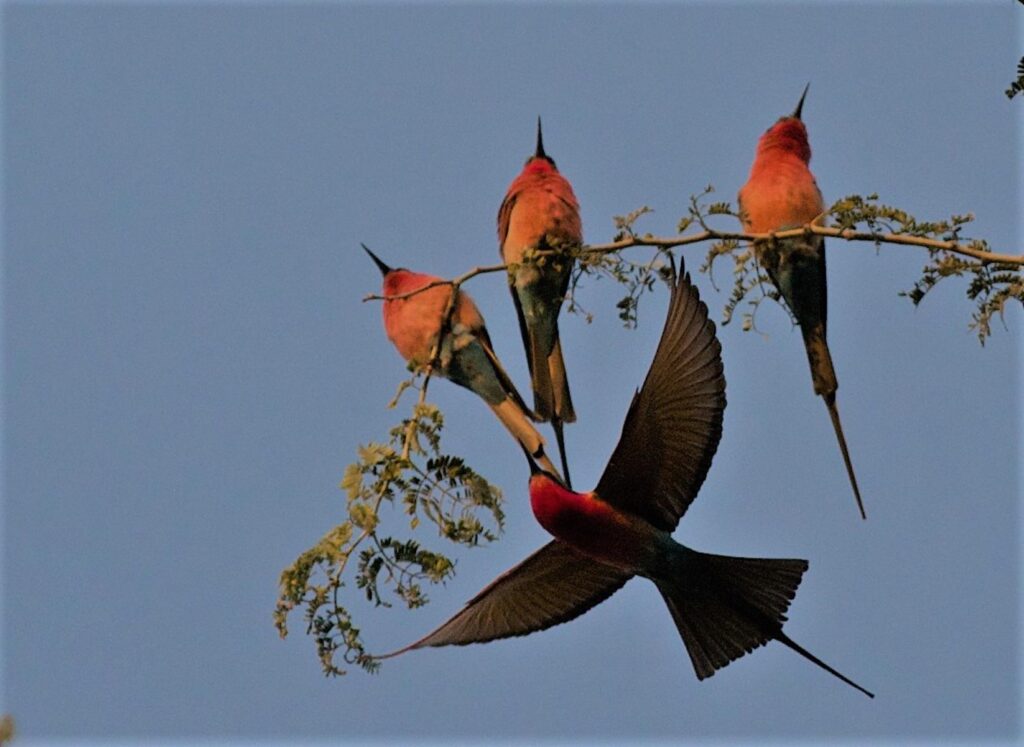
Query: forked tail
[{"left": 656, "top": 549, "right": 873, "bottom": 698}]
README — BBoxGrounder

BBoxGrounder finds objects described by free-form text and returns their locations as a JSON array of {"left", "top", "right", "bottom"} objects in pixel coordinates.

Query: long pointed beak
[
  {"left": 361, "top": 243, "right": 392, "bottom": 276},
  {"left": 792, "top": 82, "right": 810, "bottom": 120},
  {"left": 520, "top": 444, "right": 542, "bottom": 476},
  {"left": 534, "top": 116, "right": 547, "bottom": 159}
]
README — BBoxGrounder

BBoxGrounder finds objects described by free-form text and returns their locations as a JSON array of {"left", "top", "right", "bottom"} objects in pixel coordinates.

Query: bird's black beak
[
  {"left": 792, "top": 83, "right": 810, "bottom": 120},
  {"left": 361, "top": 244, "right": 392, "bottom": 276},
  {"left": 521, "top": 444, "right": 543, "bottom": 476},
  {"left": 534, "top": 116, "right": 547, "bottom": 160}
]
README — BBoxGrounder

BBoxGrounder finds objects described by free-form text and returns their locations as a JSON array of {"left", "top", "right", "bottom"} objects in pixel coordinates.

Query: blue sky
[{"left": 3, "top": 2, "right": 1021, "bottom": 743}]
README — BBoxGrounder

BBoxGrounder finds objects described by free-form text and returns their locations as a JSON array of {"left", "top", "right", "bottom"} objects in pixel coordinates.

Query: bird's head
[
  {"left": 362, "top": 244, "right": 430, "bottom": 298},
  {"left": 757, "top": 83, "right": 812, "bottom": 164},
  {"left": 522, "top": 116, "right": 559, "bottom": 174},
  {"left": 362, "top": 244, "right": 396, "bottom": 277}
]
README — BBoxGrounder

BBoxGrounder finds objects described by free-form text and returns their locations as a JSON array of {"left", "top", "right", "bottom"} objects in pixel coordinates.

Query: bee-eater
[
  {"left": 377, "top": 266, "right": 873, "bottom": 698},
  {"left": 364, "top": 245, "right": 561, "bottom": 478},
  {"left": 499, "top": 118, "right": 581, "bottom": 487},
  {"left": 737, "top": 85, "right": 865, "bottom": 519}
]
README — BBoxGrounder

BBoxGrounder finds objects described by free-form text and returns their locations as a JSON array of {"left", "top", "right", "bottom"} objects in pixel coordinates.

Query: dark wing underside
[
  {"left": 375, "top": 540, "right": 632, "bottom": 658},
  {"left": 593, "top": 266, "right": 726, "bottom": 532}
]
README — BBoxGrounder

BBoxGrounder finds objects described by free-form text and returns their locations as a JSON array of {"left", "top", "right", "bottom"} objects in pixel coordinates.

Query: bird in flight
[{"left": 375, "top": 264, "right": 873, "bottom": 698}]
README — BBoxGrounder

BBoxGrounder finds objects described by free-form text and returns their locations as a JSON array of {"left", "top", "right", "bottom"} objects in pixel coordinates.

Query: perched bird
[
  {"left": 376, "top": 266, "right": 873, "bottom": 698},
  {"left": 364, "top": 244, "right": 561, "bottom": 478},
  {"left": 498, "top": 118, "right": 581, "bottom": 486},
  {"left": 737, "top": 85, "right": 865, "bottom": 519}
]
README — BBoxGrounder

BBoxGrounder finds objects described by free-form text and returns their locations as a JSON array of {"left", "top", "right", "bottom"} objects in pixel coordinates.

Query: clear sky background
[{"left": 3, "top": 2, "right": 1021, "bottom": 743}]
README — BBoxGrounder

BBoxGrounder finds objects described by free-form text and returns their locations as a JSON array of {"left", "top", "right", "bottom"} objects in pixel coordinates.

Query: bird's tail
[
  {"left": 528, "top": 328, "right": 576, "bottom": 421},
  {"left": 823, "top": 393, "right": 865, "bottom": 520},
  {"left": 800, "top": 322, "right": 838, "bottom": 397},
  {"left": 800, "top": 324, "right": 865, "bottom": 520},
  {"left": 527, "top": 325, "right": 553, "bottom": 420},
  {"left": 489, "top": 398, "right": 561, "bottom": 478},
  {"left": 546, "top": 335, "right": 575, "bottom": 488},
  {"left": 547, "top": 336, "right": 576, "bottom": 424},
  {"left": 656, "top": 549, "right": 873, "bottom": 698}
]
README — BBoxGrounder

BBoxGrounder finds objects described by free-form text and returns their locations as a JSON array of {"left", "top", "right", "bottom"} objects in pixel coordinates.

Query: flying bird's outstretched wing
[
  {"left": 594, "top": 266, "right": 726, "bottom": 531},
  {"left": 375, "top": 540, "right": 631, "bottom": 658}
]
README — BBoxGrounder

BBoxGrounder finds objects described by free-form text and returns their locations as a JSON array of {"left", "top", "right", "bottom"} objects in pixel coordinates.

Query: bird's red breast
[
  {"left": 381, "top": 270, "right": 485, "bottom": 365},
  {"left": 738, "top": 117, "right": 823, "bottom": 232},
  {"left": 528, "top": 473, "right": 660, "bottom": 572},
  {"left": 499, "top": 159, "right": 582, "bottom": 264}
]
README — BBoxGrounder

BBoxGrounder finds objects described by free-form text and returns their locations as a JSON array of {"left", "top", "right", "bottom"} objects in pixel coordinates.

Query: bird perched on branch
[
  {"left": 376, "top": 265, "right": 873, "bottom": 698},
  {"left": 737, "top": 85, "right": 865, "bottom": 519},
  {"left": 499, "top": 118, "right": 581, "bottom": 486},
  {"left": 363, "top": 244, "right": 561, "bottom": 479}
]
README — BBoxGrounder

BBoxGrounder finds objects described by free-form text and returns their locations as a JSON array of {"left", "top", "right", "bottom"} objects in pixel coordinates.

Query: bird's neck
[
  {"left": 522, "top": 157, "right": 557, "bottom": 176},
  {"left": 756, "top": 118, "right": 812, "bottom": 164},
  {"left": 383, "top": 270, "right": 437, "bottom": 298},
  {"left": 529, "top": 475, "right": 586, "bottom": 532},
  {"left": 528, "top": 475, "right": 660, "bottom": 572}
]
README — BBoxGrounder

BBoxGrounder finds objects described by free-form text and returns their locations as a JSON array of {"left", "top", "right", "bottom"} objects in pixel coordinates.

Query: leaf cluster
[
  {"left": 274, "top": 378, "right": 503, "bottom": 675},
  {"left": 831, "top": 194, "right": 1022, "bottom": 343},
  {"left": 692, "top": 187, "right": 785, "bottom": 333},
  {"left": 1007, "top": 56, "right": 1024, "bottom": 100},
  {"left": 901, "top": 250, "right": 1023, "bottom": 344},
  {"left": 568, "top": 205, "right": 675, "bottom": 328}
]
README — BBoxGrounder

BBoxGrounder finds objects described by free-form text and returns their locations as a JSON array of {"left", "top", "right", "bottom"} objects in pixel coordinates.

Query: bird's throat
[{"left": 528, "top": 476, "right": 659, "bottom": 572}]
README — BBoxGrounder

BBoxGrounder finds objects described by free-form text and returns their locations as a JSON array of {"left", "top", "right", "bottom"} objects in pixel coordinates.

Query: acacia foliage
[{"left": 275, "top": 189, "right": 1022, "bottom": 675}]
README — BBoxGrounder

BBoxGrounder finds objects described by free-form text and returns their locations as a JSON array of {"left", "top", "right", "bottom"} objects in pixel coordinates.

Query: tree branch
[
  {"left": 581, "top": 225, "right": 1023, "bottom": 266},
  {"left": 361, "top": 222, "right": 1022, "bottom": 309},
  {"left": 362, "top": 262, "right": 508, "bottom": 303}
]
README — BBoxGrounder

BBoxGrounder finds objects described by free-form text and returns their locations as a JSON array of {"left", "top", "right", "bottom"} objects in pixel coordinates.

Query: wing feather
[
  {"left": 593, "top": 267, "right": 725, "bottom": 531},
  {"left": 498, "top": 189, "right": 538, "bottom": 384},
  {"left": 375, "top": 540, "right": 631, "bottom": 658}
]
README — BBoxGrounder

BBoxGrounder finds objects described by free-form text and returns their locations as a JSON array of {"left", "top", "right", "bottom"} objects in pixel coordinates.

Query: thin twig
[
  {"left": 362, "top": 224, "right": 1023, "bottom": 307},
  {"left": 582, "top": 225, "right": 1023, "bottom": 266},
  {"left": 363, "top": 262, "right": 508, "bottom": 302}
]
